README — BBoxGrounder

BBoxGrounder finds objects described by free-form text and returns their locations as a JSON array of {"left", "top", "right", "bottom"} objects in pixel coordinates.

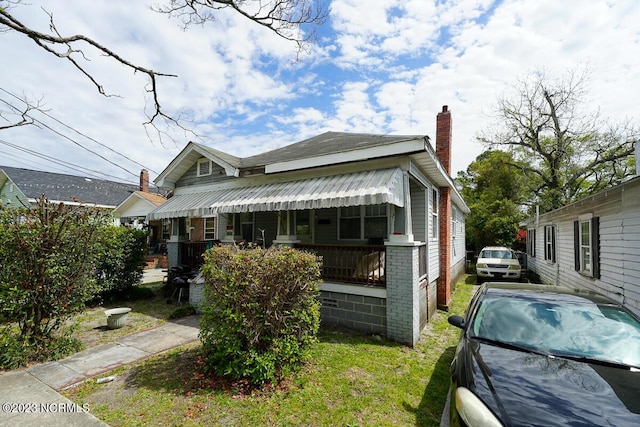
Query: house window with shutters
[
  {"left": 574, "top": 216, "right": 600, "bottom": 279},
  {"left": 544, "top": 225, "right": 556, "bottom": 263},
  {"left": 527, "top": 229, "right": 536, "bottom": 257}
]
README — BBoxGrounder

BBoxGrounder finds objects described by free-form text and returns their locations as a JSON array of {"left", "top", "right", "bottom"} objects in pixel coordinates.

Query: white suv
[{"left": 476, "top": 246, "right": 522, "bottom": 284}]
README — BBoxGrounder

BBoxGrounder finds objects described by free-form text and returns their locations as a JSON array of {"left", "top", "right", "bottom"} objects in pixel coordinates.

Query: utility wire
[
  {"left": 0, "top": 148, "right": 114, "bottom": 179},
  {"left": 0, "top": 139, "right": 139, "bottom": 185},
  {"left": 0, "top": 87, "right": 159, "bottom": 176}
]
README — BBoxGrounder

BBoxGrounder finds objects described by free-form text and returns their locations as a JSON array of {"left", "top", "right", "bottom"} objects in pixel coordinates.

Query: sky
[{"left": 2, "top": 0, "right": 640, "bottom": 188}]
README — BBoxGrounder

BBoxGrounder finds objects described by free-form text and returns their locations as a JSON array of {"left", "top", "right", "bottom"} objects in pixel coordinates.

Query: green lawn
[
  {"left": 68, "top": 284, "right": 177, "bottom": 348},
  {"left": 62, "top": 277, "right": 476, "bottom": 427}
]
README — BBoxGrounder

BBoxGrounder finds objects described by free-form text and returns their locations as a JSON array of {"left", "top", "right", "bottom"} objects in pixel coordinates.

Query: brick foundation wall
[{"left": 319, "top": 290, "right": 386, "bottom": 334}]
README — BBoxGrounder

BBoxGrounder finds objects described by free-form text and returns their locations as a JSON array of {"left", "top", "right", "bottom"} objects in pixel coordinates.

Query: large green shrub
[
  {"left": 0, "top": 198, "right": 108, "bottom": 366},
  {"left": 200, "top": 245, "right": 321, "bottom": 385},
  {"left": 94, "top": 226, "right": 147, "bottom": 301}
]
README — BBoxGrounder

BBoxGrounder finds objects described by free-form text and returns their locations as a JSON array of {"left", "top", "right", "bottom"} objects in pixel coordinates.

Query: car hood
[{"left": 465, "top": 340, "right": 640, "bottom": 426}]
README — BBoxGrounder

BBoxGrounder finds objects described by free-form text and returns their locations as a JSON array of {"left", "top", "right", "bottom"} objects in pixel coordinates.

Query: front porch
[{"left": 177, "top": 241, "right": 387, "bottom": 286}]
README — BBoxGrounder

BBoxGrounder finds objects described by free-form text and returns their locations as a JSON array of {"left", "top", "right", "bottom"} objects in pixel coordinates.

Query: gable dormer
[{"left": 154, "top": 142, "right": 241, "bottom": 189}]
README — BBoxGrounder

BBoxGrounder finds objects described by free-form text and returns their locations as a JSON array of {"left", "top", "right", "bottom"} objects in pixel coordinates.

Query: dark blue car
[{"left": 447, "top": 283, "right": 640, "bottom": 426}]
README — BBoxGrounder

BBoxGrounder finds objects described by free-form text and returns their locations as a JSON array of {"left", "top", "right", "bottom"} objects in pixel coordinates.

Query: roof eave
[
  {"left": 264, "top": 137, "right": 429, "bottom": 174},
  {"left": 154, "top": 142, "right": 240, "bottom": 189},
  {"left": 410, "top": 148, "right": 470, "bottom": 214}
]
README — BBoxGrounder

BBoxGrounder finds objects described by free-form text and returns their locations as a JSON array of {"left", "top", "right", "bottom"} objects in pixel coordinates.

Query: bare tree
[
  {"left": 478, "top": 68, "right": 639, "bottom": 212},
  {"left": 152, "top": 0, "right": 326, "bottom": 54},
  {"left": 0, "top": 0, "right": 326, "bottom": 143},
  {"left": 0, "top": 92, "right": 43, "bottom": 130}
]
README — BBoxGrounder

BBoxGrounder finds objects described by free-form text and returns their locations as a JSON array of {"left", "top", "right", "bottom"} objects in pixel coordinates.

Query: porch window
[
  {"left": 339, "top": 206, "right": 361, "bottom": 239},
  {"left": 339, "top": 205, "right": 387, "bottom": 240},
  {"left": 364, "top": 204, "right": 387, "bottom": 239},
  {"left": 204, "top": 217, "right": 216, "bottom": 240},
  {"left": 239, "top": 212, "right": 254, "bottom": 242},
  {"left": 296, "top": 210, "right": 311, "bottom": 237},
  {"left": 197, "top": 158, "right": 212, "bottom": 177}
]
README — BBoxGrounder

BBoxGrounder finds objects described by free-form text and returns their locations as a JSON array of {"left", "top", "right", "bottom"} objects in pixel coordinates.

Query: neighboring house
[
  {"left": 114, "top": 169, "right": 168, "bottom": 254},
  {"left": 0, "top": 165, "right": 139, "bottom": 209},
  {"left": 522, "top": 172, "right": 640, "bottom": 316},
  {"left": 148, "top": 106, "right": 470, "bottom": 345}
]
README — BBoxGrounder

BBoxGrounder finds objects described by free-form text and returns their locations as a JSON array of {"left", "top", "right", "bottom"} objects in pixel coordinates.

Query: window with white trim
[
  {"left": 574, "top": 216, "right": 600, "bottom": 278},
  {"left": 544, "top": 225, "right": 556, "bottom": 263},
  {"left": 580, "top": 220, "right": 591, "bottom": 273},
  {"left": 364, "top": 204, "right": 387, "bottom": 239},
  {"left": 431, "top": 188, "right": 439, "bottom": 239},
  {"left": 197, "top": 158, "right": 212, "bottom": 177},
  {"left": 339, "top": 205, "right": 387, "bottom": 240},
  {"left": 204, "top": 217, "right": 216, "bottom": 240}
]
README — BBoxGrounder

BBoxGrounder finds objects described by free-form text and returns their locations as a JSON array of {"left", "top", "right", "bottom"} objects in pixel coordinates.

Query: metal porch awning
[{"left": 148, "top": 168, "right": 404, "bottom": 220}]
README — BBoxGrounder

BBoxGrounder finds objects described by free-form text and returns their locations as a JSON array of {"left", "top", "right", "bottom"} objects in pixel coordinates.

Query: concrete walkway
[{"left": 0, "top": 269, "right": 201, "bottom": 427}]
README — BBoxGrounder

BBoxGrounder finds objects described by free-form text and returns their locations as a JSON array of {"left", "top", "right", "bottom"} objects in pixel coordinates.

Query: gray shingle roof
[
  {"left": 0, "top": 166, "right": 139, "bottom": 207},
  {"left": 239, "top": 131, "right": 426, "bottom": 168}
]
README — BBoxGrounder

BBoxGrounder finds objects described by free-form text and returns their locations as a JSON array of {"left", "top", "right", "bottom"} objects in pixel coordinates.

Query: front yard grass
[
  {"left": 62, "top": 277, "right": 477, "bottom": 427},
  {"left": 70, "top": 284, "right": 177, "bottom": 348}
]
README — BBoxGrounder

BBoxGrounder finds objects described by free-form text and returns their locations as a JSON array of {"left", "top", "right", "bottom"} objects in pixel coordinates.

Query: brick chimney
[
  {"left": 436, "top": 105, "right": 452, "bottom": 310},
  {"left": 140, "top": 169, "right": 149, "bottom": 192},
  {"left": 436, "top": 105, "right": 452, "bottom": 174}
]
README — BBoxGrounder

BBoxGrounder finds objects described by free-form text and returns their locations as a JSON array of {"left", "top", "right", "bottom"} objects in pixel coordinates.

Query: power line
[
  {"left": 0, "top": 87, "right": 160, "bottom": 176},
  {"left": 0, "top": 139, "right": 139, "bottom": 185}
]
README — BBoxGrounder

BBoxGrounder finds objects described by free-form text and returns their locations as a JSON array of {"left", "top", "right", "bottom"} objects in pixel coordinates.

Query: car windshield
[
  {"left": 479, "top": 250, "right": 514, "bottom": 259},
  {"left": 470, "top": 294, "right": 640, "bottom": 367}
]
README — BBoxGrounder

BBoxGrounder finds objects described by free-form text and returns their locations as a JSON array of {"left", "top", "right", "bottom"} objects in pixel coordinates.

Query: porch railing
[
  {"left": 295, "top": 243, "right": 386, "bottom": 287},
  {"left": 180, "top": 241, "right": 388, "bottom": 287},
  {"left": 180, "top": 241, "right": 209, "bottom": 269}
]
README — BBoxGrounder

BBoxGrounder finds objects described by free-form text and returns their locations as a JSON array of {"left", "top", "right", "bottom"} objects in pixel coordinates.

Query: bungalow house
[
  {"left": 522, "top": 166, "right": 640, "bottom": 316},
  {"left": 148, "top": 106, "right": 470, "bottom": 345},
  {"left": 0, "top": 165, "right": 139, "bottom": 209}
]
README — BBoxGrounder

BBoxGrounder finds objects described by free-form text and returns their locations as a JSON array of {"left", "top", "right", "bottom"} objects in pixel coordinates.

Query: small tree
[
  {"left": 0, "top": 197, "right": 108, "bottom": 354},
  {"left": 94, "top": 225, "right": 147, "bottom": 301},
  {"left": 199, "top": 245, "right": 321, "bottom": 385},
  {"left": 456, "top": 150, "right": 528, "bottom": 251}
]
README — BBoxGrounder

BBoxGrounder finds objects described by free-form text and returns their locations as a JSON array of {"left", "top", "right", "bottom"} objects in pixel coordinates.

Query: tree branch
[{"left": 151, "top": 0, "right": 327, "bottom": 57}]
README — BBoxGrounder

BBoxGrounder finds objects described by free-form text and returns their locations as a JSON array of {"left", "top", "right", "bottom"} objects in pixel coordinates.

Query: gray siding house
[
  {"left": 148, "top": 106, "right": 469, "bottom": 346},
  {"left": 522, "top": 173, "right": 640, "bottom": 316}
]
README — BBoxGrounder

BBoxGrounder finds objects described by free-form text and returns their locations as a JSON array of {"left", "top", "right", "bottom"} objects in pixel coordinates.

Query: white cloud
[{"left": 2, "top": 0, "right": 640, "bottom": 184}]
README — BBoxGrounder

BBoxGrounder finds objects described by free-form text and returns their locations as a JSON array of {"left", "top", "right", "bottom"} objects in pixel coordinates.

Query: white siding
[
  {"left": 452, "top": 205, "right": 466, "bottom": 267},
  {"left": 525, "top": 178, "right": 640, "bottom": 316},
  {"left": 428, "top": 186, "right": 440, "bottom": 280},
  {"left": 410, "top": 182, "right": 426, "bottom": 242}
]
